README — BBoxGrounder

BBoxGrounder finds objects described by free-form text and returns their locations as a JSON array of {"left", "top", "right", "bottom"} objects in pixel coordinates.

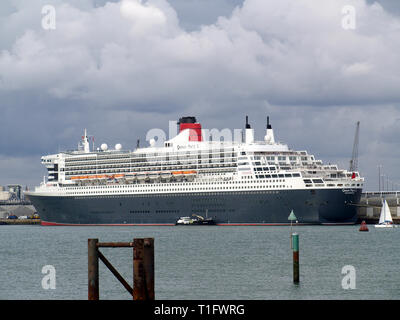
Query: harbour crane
[{"left": 349, "top": 121, "right": 360, "bottom": 173}]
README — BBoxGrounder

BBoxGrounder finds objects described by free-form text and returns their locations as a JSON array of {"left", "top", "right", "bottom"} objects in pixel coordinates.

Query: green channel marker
[{"left": 292, "top": 233, "right": 299, "bottom": 284}]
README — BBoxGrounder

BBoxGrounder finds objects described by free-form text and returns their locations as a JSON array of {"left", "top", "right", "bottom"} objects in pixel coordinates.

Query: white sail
[{"left": 378, "top": 200, "right": 393, "bottom": 224}]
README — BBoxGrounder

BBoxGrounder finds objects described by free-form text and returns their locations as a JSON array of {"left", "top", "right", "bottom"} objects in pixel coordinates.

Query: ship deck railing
[{"left": 362, "top": 191, "right": 399, "bottom": 198}]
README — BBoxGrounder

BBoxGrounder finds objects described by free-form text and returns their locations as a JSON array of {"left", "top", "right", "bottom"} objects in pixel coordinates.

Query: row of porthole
[{"left": 66, "top": 185, "right": 289, "bottom": 195}]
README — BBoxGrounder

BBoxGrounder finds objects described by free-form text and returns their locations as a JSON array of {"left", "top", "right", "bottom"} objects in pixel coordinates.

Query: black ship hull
[{"left": 27, "top": 188, "right": 362, "bottom": 225}]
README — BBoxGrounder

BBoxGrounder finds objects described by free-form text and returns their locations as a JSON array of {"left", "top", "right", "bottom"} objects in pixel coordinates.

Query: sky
[{"left": 0, "top": 0, "right": 399, "bottom": 191}]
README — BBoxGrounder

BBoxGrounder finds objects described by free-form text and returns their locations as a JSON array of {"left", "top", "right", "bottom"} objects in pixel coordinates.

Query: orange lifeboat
[
  {"left": 183, "top": 170, "right": 196, "bottom": 175},
  {"left": 71, "top": 175, "right": 89, "bottom": 180}
]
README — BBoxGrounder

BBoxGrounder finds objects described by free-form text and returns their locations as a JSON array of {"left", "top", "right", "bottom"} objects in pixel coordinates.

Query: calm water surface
[{"left": 0, "top": 225, "right": 399, "bottom": 300}]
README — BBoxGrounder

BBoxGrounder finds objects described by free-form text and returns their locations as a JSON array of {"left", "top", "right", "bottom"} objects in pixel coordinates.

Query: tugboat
[{"left": 175, "top": 214, "right": 215, "bottom": 225}]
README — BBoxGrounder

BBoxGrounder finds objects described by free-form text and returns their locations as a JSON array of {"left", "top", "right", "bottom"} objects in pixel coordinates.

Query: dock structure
[
  {"left": 358, "top": 191, "right": 400, "bottom": 223},
  {"left": 0, "top": 219, "right": 41, "bottom": 225},
  {"left": 88, "top": 238, "right": 155, "bottom": 300},
  {"left": 0, "top": 203, "right": 36, "bottom": 219}
]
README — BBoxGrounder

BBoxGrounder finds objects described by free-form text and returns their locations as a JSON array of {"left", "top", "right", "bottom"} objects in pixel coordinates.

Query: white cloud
[
  {"left": 0, "top": 0, "right": 399, "bottom": 108},
  {"left": 120, "top": 0, "right": 168, "bottom": 35}
]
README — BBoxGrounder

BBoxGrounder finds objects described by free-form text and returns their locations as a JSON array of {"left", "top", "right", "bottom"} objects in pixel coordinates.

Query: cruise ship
[{"left": 25, "top": 116, "right": 363, "bottom": 225}]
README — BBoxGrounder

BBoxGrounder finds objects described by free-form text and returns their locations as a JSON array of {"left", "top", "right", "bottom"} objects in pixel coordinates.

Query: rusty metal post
[
  {"left": 133, "top": 238, "right": 155, "bottom": 300},
  {"left": 133, "top": 238, "right": 145, "bottom": 300},
  {"left": 143, "top": 238, "right": 155, "bottom": 300},
  {"left": 88, "top": 238, "right": 99, "bottom": 300}
]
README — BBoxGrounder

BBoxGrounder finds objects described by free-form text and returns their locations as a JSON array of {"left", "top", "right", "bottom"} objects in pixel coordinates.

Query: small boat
[
  {"left": 375, "top": 199, "right": 396, "bottom": 228},
  {"left": 175, "top": 214, "right": 215, "bottom": 225},
  {"left": 175, "top": 216, "right": 194, "bottom": 225}
]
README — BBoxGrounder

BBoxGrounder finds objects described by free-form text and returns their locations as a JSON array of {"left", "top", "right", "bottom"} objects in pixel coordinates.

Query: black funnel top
[
  {"left": 246, "top": 115, "right": 251, "bottom": 129},
  {"left": 267, "top": 116, "right": 272, "bottom": 129},
  {"left": 178, "top": 116, "right": 197, "bottom": 124}
]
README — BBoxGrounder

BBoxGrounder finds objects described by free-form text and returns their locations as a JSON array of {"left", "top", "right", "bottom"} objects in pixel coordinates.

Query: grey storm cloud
[
  {"left": 0, "top": 0, "right": 399, "bottom": 189},
  {"left": 1, "top": 0, "right": 400, "bottom": 108}
]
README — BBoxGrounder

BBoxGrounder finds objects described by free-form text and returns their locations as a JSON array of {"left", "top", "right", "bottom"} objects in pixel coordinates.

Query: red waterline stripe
[
  {"left": 41, "top": 221, "right": 356, "bottom": 226},
  {"left": 321, "top": 222, "right": 355, "bottom": 226},
  {"left": 216, "top": 223, "right": 311, "bottom": 226},
  {"left": 217, "top": 222, "right": 355, "bottom": 227},
  {"left": 40, "top": 221, "right": 175, "bottom": 226}
]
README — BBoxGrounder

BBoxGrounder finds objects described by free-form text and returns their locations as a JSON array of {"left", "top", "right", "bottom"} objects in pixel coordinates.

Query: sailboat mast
[{"left": 384, "top": 199, "right": 386, "bottom": 222}]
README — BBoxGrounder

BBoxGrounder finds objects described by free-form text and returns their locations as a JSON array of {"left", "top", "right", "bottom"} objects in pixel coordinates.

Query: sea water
[{"left": 0, "top": 225, "right": 399, "bottom": 300}]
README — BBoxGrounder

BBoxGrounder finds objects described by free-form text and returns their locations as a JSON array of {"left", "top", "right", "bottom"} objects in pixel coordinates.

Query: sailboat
[{"left": 375, "top": 199, "right": 395, "bottom": 228}]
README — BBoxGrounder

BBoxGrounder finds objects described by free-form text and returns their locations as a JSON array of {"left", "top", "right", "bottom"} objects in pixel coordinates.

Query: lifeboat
[
  {"left": 183, "top": 170, "right": 196, "bottom": 181},
  {"left": 148, "top": 172, "right": 160, "bottom": 180},
  {"left": 183, "top": 170, "right": 196, "bottom": 176},
  {"left": 125, "top": 173, "right": 137, "bottom": 180},
  {"left": 71, "top": 175, "right": 89, "bottom": 180},
  {"left": 172, "top": 171, "right": 184, "bottom": 181},
  {"left": 137, "top": 172, "right": 147, "bottom": 180},
  {"left": 160, "top": 171, "right": 172, "bottom": 180}
]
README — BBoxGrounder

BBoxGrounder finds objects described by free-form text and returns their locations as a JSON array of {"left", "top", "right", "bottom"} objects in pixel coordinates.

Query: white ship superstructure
[{"left": 27, "top": 116, "right": 364, "bottom": 225}]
